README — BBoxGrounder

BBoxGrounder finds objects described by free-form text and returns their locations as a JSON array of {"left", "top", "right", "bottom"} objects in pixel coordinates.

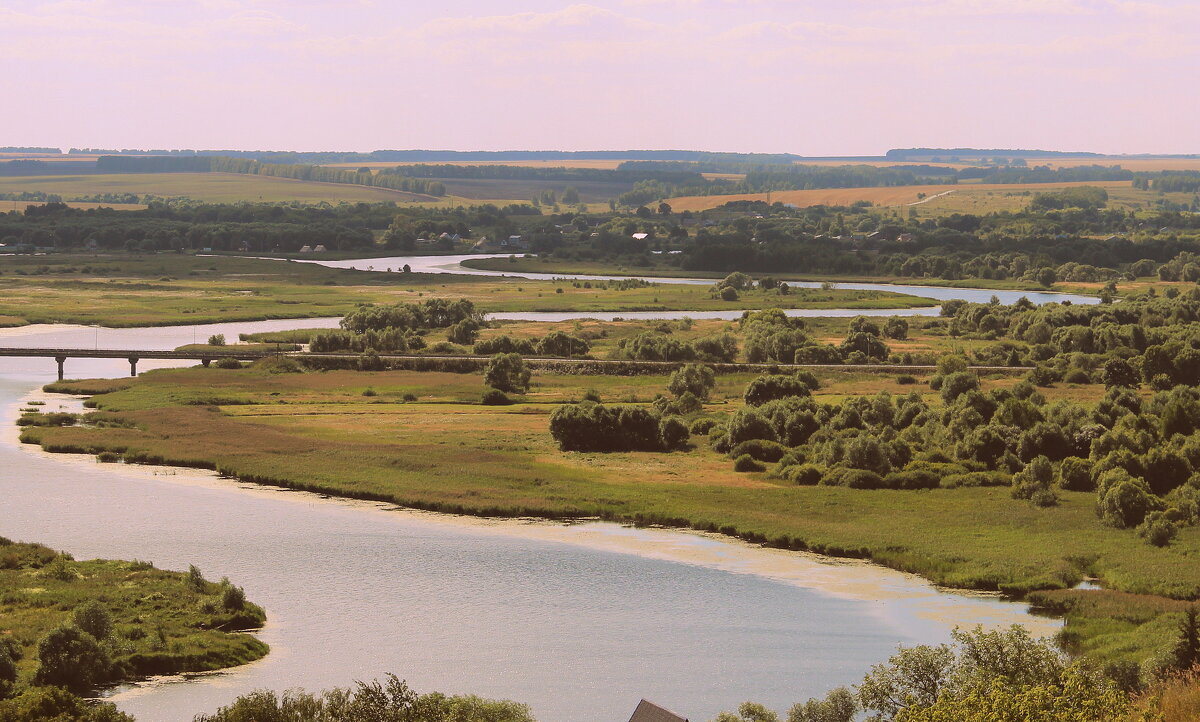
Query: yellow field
[
  {"left": 0, "top": 200, "right": 147, "bottom": 212},
  {"left": 1038, "top": 158, "right": 1200, "bottom": 172},
  {"left": 665, "top": 181, "right": 1136, "bottom": 212},
  {"left": 0, "top": 173, "right": 437, "bottom": 204},
  {"left": 322, "top": 159, "right": 629, "bottom": 170}
]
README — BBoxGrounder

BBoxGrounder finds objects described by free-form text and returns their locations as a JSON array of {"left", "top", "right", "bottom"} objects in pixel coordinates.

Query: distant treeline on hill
[
  {"left": 94, "top": 156, "right": 446, "bottom": 196},
  {"left": 0, "top": 147, "right": 61, "bottom": 154},
  {"left": 885, "top": 147, "right": 1105, "bottom": 160},
  {"left": 0, "top": 160, "right": 102, "bottom": 176},
  {"left": 1136, "top": 172, "right": 1200, "bottom": 194},
  {"left": 70, "top": 148, "right": 808, "bottom": 165},
  {"left": 376, "top": 164, "right": 706, "bottom": 185},
  {"left": 611, "top": 163, "right": 1137, "bottom": 204}
]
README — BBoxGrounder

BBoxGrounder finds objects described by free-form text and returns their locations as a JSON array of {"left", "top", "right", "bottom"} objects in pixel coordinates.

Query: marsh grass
[{"left": 0, "top": 539, "right": 267, "bottom": 688}]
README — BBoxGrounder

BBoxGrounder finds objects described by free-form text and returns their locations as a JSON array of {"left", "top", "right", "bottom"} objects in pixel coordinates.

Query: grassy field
[
  {"left": 0, "top": 537, "right": 267, "bottom": 686},
  {"left": 322, "top": 160, "right": 629, "bottom": 170},
  {"left": 664, "top": 181, "right": 1139, "bottom": 213},
  {"left": 0, "top": 173, "right": 436, "bottom": 204},
  {"left": 0, "top": 200, "right": 146, "bottom": 213},
  {"left": 462, "top": 256, "right": 1073, "bottom": 294},
  {"left": 27, "top": 366, "right": 1199, "bottom": 597},
  {"left": 0, "top": 254, "right": 934, "bottom": 328},
  {"left": 25, "top": 365, "right": 1200, "bottom": 672}
]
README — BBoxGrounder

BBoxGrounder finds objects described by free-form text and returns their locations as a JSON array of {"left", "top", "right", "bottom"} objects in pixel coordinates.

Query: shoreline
[{"left": 10, "top": 385, "right": 1062, "bottom": 645}]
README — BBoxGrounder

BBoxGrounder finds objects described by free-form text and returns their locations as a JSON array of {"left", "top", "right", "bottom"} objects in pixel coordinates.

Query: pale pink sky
[{"left": 2, "top": 0, "right": 1197, "bottom": 155}]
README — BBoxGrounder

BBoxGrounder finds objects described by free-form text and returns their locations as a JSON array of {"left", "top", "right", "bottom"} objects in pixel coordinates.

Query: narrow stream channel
[{"left": 0, "top": 318, "right": 1061, "bottom": 722}]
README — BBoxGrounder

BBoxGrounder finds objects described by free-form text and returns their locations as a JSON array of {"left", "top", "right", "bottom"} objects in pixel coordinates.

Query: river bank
[{"left": 0, "top": 319, "right": 1066, "bottom": 722}]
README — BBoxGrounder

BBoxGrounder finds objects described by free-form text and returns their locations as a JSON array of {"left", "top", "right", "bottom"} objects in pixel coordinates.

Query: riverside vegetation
[
  {"left": 11, "top": 185, "right": 1200, "bottom": 718},
  {"left": 0, "top": 537, "right": 265, "bottom": 721}
]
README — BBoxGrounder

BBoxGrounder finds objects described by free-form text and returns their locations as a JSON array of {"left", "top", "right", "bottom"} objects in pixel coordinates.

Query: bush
[
  {"left": 733, "top": 454, "right": 765, "bottom": 472},
  {"left": 881, "top": 469, "right": 940, "bottom": 490},
  {"left": 940, "top": 372, "right": 980, "bottom": 403},
  {"left": 1137, "top": 511, "right": 1179, "bottom": 547},
  {"left": 720, "top": 286, "right": 739, "bottom": 301},
  {"left": 481, "top": 388, "right": 512, "bottom": 405},
  {"left": 668, "top": 363, "right": 716, "bottom": 400},
  {"left": 549, "top": 403, "right": 669, "bottom": 452},
  {"left": 207, "top": 334, "right": 226, "bottom": 346},
  {"left": 251, "top": 356, "right": 304, "bottom": 374},
  {"left": 33, "top": 625, "right": 113, "bottom": 693},
  {"left": 1098, "top": 475, "right": 1159, "bottom": 528},
  {"left": 356, "top": 349, "right": 385, "bottom": 371},
  {"left": 689, "top": 417, "right": 719, "bottom": 435},
  {"left": 744, "top": 374, "right": 811, "bottom": 406},
  {"left": 474, "top": 335, "right": 536, "bottom": 355},
  {"left": 897, "top": 375, "right": 918, "bottom": 385},
  {"left": 1063, "top": 368, "right": 1091, "bottom": 384},
  {"left": 215, "top": 358, "right": 242, "bottom": 370},
  {"left": 72, "top": 602, "right": 112, "bottom": 640},
  {"left": 536, "top": 331, "right": 590, "bottom": 357},
  {"left": 794, "top": 370, "right": 820, "bottom": 390},
  {"left": 659, "top": 416, "right": 690, "bottom": 450},
  {"left": 730, "top": 439, "right": 786, "bottom": 463},
  {"left": 840, "top": 468, "right": 885, "bottom": 489},
  {"left": 941, "top": 471, "right": 1010, "bottom": 488},
  {"left": 221, "top": 583, "right": 246, "bottom": 611},
  {"left": 726, "top": 408, "right": 776, "bottom": 446},
  {"left": 483, "top": 353, "right": 530, "bottom": 393},
  {"left": 782, "top": 463, "right": 824, "bottom": 486}
]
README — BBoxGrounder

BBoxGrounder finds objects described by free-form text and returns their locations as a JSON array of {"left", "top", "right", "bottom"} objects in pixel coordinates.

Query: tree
[
  {"left": 714, "top": 702, "right": 780, "bottom": 722},
  {"left": 841, "top": 332, "right": 888, "bottom": 361},
  {"left": 1172, "top": 606, "right": 1200, "bottom": 671},
  {"left": 1101, "top": 358, "right": 1139, "bottom": 388},
  {"left": 858, "top": 643, "right": 956, "bottom": 719},
  {"left": 447, "top": 319, "right": 481, "bottom": 346},
  {"left": 882, "top": 317, "right": 908, "bottom": 340},
  {"left": 1097, "top": 475, "right": 1158, "bottom": 528},
  {"left": 33, "top": 624, "right": 113, "bottom": 693},
  {"left": 787, "top": 688, "right": 856, "bottom": 722},
  {"left": 0, "top": 638, "right": 18, "bottom": 700},
  {"left": 668, "top": 363, "right": 716, "bottom": 400},
  {"left": 744, "top": 374, "right": 811, "bottom": 406},
  {"left": 1036, "top": 267, "right": 1057, "bottom": 287},
  {"left": 535, "top": 331, "right": 589, "bottom": 358},
  {"left": 193, "top": 674, "right": 534, "bottom": 722},
  {"left": 940, "top": 372, "right": 979, "bottom": 403},
  {"left": 72, "top": 601, "right": 113, "bottom": 641},
  {"left": 483, "top": 353, "right": 530, "bottom": 394}
]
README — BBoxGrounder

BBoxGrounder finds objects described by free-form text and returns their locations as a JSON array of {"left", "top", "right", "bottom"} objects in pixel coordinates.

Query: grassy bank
[
  {"left": 22, "top": 364, "right": 1200, "bottom": 675},
  {"left": 0, "top": 253, "right": 933, "bottom": 327},
  {"left": 460, "top": 256, "right": 1072, "bottom": 294},
  {"left": 0, "top": 537, "right": 267, "bottom": 690}
]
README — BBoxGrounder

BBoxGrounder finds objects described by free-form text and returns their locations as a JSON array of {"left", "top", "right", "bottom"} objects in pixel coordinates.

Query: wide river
[
  {"left": 276, "top": 253, "right": 1100, "bottom": 321},
  {"left": 0, "top": 259, "right": 1081, "bottom": 721}
]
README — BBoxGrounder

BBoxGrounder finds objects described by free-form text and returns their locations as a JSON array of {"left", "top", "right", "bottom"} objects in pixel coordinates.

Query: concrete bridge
[
  {"left": 0, "top": 346, "right": 1034, "bottom": 380},
  {"left": 0, "top": 348, "right": 277, "bottom": 379}
]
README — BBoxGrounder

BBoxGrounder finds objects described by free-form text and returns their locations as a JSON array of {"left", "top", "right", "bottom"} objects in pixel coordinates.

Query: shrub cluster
[{"left": 549, "top": 402, "right": 690, "bottom": 452}]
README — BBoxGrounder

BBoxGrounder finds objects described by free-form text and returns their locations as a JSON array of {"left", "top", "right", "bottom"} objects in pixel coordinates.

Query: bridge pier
[
  {"left": 201, "top": 358, "right": 211, "bottom": 368},
  {"left": 128, "top": 357, "right": 139, "bottom": 377},
  {"left": 55, "top": 356, "right": 66, "bottom": 381}
]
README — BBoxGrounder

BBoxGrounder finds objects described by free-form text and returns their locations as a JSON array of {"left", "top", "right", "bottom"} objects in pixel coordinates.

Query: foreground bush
[
  {"left": 193, "top": 674, "right": 533, "bottom": 722},
  {"left": 715, "top": 627, "right": 1135, "bottom": 722}
]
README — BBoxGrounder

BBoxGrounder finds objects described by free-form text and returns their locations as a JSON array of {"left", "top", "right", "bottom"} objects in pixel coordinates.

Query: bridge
[
  {"left": 0, "top": 346, "right": 1033, "bottom": 380},
  {"left": 0, "top": 348, "right": 277, "bottom": 379}
]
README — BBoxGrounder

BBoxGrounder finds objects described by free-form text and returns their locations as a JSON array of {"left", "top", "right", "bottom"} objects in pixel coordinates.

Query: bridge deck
[{"left": 0, "top": 347, "right": 1032, "bottom": 374}]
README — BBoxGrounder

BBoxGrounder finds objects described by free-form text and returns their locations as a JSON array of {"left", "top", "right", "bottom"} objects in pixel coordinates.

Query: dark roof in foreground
[{"left": 628, "top": 699, "right": 688, "bottom": 722}]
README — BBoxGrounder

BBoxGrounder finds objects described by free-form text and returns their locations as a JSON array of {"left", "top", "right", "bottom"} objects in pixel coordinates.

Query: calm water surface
[
  {"left": 225, "top": 253, "right": 1096, "bottom": 322},
  {"left": 0, "top": 319, "right": 1061, "bottom": 722}
]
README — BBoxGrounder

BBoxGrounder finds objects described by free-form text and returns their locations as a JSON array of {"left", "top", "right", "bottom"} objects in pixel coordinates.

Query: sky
[{"left": 2, "top": 0, "right": 1197, "bottom": 155}]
